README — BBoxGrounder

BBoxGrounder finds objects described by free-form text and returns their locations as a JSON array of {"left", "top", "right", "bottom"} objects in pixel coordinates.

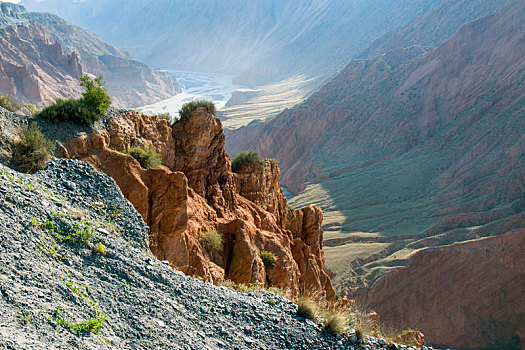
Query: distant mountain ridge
[
  {"left": 20, "top": 0, "right": 440, "bottom": 87},
  {"left": 0, "top": 2, "right": 180, "bottom": 108}
]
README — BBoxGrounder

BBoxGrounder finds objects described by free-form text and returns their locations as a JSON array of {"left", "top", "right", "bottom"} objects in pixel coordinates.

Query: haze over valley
[{"left": 0, "top": 0, "right": 524, "bottom": 349}]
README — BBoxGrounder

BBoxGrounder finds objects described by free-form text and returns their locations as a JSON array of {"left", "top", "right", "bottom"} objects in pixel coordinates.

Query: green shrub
[
  {"left": 124, "top": 145, "right": 162, "bottom": 169},
  {"left": 79, "top": 75, "right": 111, "bottom": 115},
  {"left": 0, "top": 94, "right": 20, "bottom": 112},
  {"left": 10, "top": 122, "right": 56, "bottom": 173},
  {"left": 297, "top": 296, "right": 318, "bottom": 320},
  {"left": 323, "top": 311, "right": 347, "bottom": 335},
  {"left": 156, "top": 112, "right": 172, "bottom": 121},
  {"left": 39, "top": 75, "right": 110, "bottom": 126},
  {"left": 51, "top": 306, "right": 106, "bottom": 335},
  {"left": 94, "top": 242, "right": 107, "bottom": 256},
  {"left": 265, "top": 298, "right": 277, "bottom": 306},
  {"left": 25, "top": 103, "right": 41, "bottom": 116},
  {"left": 198, "top": 229, "right": 223, "bottom": 253},
  {"left": 260, "top": 250, "right": 276, "bottom": 268},
  {"left": 231, "top": 151, "right": 265, "bottom": 173},
  {"left": 39, "top": 98, "right": 99, "bottom": 126},
  {"left": 178, "top": 100, "right": 216, "bottom": 121}
]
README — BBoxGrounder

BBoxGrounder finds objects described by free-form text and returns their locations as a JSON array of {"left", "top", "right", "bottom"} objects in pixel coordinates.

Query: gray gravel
[{"left": 0, "top": 159, "right": 340, "bottom": 349}]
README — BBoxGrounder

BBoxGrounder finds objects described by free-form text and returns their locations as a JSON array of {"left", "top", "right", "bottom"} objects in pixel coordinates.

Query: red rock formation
[
  {"left": 359, "top": 229, "right": 525, "bottom": 349},
  {"left": 62, "top": 109, "right": 334, "bottom": 300}
]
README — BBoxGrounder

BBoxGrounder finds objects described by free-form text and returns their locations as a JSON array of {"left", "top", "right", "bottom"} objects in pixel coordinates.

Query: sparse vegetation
[
  {"left": 51, "top": 306, "right": 106, "bottom": 335},
  {"left": 0, "top": 94, "right": 20, "bottom": 112},
  {"left": 265, "top": 298, "right": 277, "bottom": 306},
  {"left": 231, "top": 151, "right": 265, "bottom": 173},
  {"left": 124, "top": 145, "right": 163, "bottom": 169},
  {"left": 198, "top": 229, "right": 223, "bottom": 253},
  {"left": 79, "top": 75, "right": 111, "bottom": 114},
  {"left": 39, "top": 75, "right": 110, "bottom": 126},
  {"left": 297, "top": 296, "right": 318, "bottom": 320},
  {"left": 32, "top": 212, "right": 94, "bottom": 245},
  {"left": 10, "top": 122, "right": 56, "bottom": 173},
  {"left": 156, "top": 112, "right": 172, "bottom": 122},
  {"left": 18, "top": 311, "right": 32, "bottom": 324},
  {"left": 24, "top": 103, "right": 41, "bottom": 116},
  {"left": 39, "top": 98, "right": 99, "bottom": 126},
  {"left": 94, "top": 242, "right": 107, "bottom": 256},
  {"left": 178, "top": 100, "right": 216, "bottom": 121},
  {"left": 323, "top": 311, "right": 347, "bottom": 335},
  {"left": 260, "top": 250, "right": 276, "bottom": 268}
]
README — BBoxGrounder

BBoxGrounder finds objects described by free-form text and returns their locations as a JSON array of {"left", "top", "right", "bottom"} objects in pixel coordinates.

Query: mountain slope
[
  {"left": 360, "top": 229, "right": 525, "bottom": 349},
  {"left": 0, "top": 159, "right": 339, "bottom": 349},
  {"left": 227, "top": 0, "right": 525, "bottom": 294},
  {"left": 0, "top": 2, "right": 180, "bottom": 108},
  {"left": 20, "top": 0, "right": 438, "bottom": 88}
]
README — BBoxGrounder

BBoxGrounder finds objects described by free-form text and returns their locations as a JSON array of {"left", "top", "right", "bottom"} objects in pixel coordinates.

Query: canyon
[
  {"left": 227, "top": 1, "right": 525, "bottom": 347},
  {"left": 0, "top": 3, "right": 180, "bottom": 109}
]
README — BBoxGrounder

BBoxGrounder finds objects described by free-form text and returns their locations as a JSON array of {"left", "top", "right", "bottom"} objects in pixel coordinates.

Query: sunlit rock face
[{"left": 63, "top": 109, "right": 335, "bottom": 300}]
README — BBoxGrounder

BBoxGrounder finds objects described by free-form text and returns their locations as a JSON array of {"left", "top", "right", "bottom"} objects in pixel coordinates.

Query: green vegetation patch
[
  {"left": 10, "top": 122, "right": 56, "bottom": 174},
  {"left": 32, "top": 212, "right": 94, "bottom": 245},
  {"left": 39, "top": 75, "right": 110, "bottom": 126},
  {"left": 178, "top": 100, "right": 216, "bottom": 121},
  {"left": 260, "top": 250, "right": 276, "bottom": 268},
  {"left": 231, "top": 151, "right": 265, "bottom": 173},
  {"left": 124, "top": 145, "right": 163, "bottom": 169},
  {"left": 198, "top": 229, "right": 223, "bottom": 253},
  {"left": 0, "top": 94, "right": 20, "bottom": 112},
  {"left": 39, "top": 98, "right": 99, "bottom": 126}
]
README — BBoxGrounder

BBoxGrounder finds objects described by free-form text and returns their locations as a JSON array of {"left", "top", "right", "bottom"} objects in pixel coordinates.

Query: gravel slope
[{"left": 0, "top": 159, "right": 340, "bottom": 349}]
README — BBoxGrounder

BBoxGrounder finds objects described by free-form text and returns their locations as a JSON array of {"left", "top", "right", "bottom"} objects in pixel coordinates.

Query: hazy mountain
[
  {"left": 20, "top": 0, "right": 440, "bottom": 87},
  {"left": 227, "top": 0, "right": 524, "bottom": 297},
  {"left": 0, "top": 2, "right": 180, "bottom": 108}
]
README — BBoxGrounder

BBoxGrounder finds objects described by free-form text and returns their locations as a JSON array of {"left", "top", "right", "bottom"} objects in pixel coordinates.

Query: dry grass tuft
[{"left": 297, "top": 296, "right": 318, "bottom": 320}]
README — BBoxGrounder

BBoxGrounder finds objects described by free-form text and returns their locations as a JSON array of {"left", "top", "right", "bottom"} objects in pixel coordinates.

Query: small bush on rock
[
  {"left": 39, "top": 75, "right": 110, "bottom": 126},
  {"left": 94, "top": 242, "right": 107, "bottom": 256},
  {"left": 260, "top": 250, "right": 276, "bottom": 268},
  {"left": 231, "top": 151, "right": 265, "bottom": 173},
  {"left": 0, "top": 94, "right": 20, "bottom": 112},
  {"left": 178, "top": 100, "right": 216, "bottom": 121},
  {"left": 156, "top": 112, "right": 172, "bottom": 122},
  {"left": 10, "top": 122, "right": 56, "bottom": 173},
  {"left": 323, "top": 311, "right": 347, "bottom": 335},
  {"left": 125, "top": 145, "right": 163, "bottom": 169},
  {"left": 198, "top": 229, "right": 223, "bottom": 253},
  {"left": 297, "top": 296, "right": 318, "bottom": 320},
  {"left": 39, "top": 98, "right": 99, "bottom": 126},
  {"left": 79, "top": 75, "right": 111, "bottom": 115}
]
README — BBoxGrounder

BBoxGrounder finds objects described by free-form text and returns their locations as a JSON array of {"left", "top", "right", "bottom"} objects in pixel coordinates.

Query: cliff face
[
  {"left": 0, "top": 3, "right": 180, "bottom": 108},
  {"left": 62, "top": 109, "right": 334, "bottom": 299},
  {"left": 360, "top": 229, "right": 525, "bottom": 349}
]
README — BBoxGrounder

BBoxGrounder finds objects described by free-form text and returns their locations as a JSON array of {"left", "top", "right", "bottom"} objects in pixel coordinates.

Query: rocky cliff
[
  {"left": 0, "top": 3, "right": 180, "bottom": 108},
  {"left": 360, "top": 229, "right": 525, "bottom": 349},
  {"left": 60, "top": 108, "right": 334, "bottom": 300},
  {"left": 0, "top": 157, "right": 353, "bottom": 349}
]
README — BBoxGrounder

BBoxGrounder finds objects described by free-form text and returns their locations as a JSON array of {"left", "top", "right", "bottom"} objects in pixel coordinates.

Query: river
[{"left": 138, "top": 69, "right": 243, "bottom": 119}]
